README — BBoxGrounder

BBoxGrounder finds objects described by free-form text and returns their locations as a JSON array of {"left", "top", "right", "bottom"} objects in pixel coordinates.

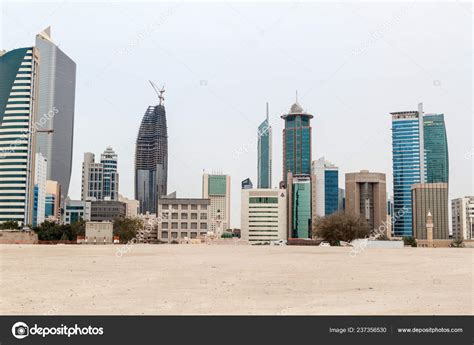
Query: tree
[
  {"left": 113, "top": 217, "right": 143, "bottom": 242},
  {"left": 450, "top": 239, "right": 464, "bottom": 248},
  {"left": 312, "top": 212, "right": 369, "bottom": 245},
  {"left": 0, "top": 220, "right": 21, "bottom": 230}
]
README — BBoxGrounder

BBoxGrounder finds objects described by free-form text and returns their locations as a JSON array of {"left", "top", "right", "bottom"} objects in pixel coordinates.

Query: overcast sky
[{"left": 2, "top": 1, "right": 472, "bottom": 228}]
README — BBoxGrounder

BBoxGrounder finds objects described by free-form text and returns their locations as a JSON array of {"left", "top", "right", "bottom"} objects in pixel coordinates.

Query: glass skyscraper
[
  {"left": 292, "top": 177, "right": 312, "bottom": 238},
  {"left": 257, "top": 103, "right": 272, "bottom": 189},
  {"left": 312, "top": 157, "right": 339, "bottom": 217},
  {"left": 281, "top": 102, "right": 313, "bottom": 182},
  {"left": 424, "top": 114, "right": 448, "bottom": 183},
  {"left": 35, "top": 27, "right": 76, "bottom": 199},
  {"left": 391, "top": 104, "right": 426, "bottom": 237},
  {"left": 135, "top": 101, "right": 168, "bottom": 214},
  {"left": 0, "top": 47, "right": 39, "bottom": 225}
]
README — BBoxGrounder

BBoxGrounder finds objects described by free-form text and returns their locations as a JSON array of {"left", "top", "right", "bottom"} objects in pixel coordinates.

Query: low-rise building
[
  {"left": 85, "top": 221, "right": 113, "bottom": 244},
  {"left": 90, "top": 201, "right": 126, "bottom": 222},
  {"left": 241, "top": 188, "right": 287, "bottom": 244},
  {"left": 451, "top": 196, "right": 474, "bottom": 240},
  {"left": 63, "top": 200, "right": 91, "bottom": 224},
  {"left": 118, "top": 194, "right": 139, "bottom": 218},
  {"left": 157, "top": 196, "right": 210, "bottom": 242}
]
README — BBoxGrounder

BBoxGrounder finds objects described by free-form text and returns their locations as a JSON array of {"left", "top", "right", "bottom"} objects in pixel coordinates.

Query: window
[
  {"left": 200, "top": 223, "right": 207, "bottom": 230},
  {"left": 191, "top": 213, "right": 198, "bottom": 219},
  {"left": 181, "top": 223, "right": 188, "bottom": 229},
  {"left": 181, "top": 213, "right": 188, "bottom": 219},
  {"left": 181, "top": 204, "right": 188, "bottom": 210},
  {"left": 171, "top": 222, "right": 178, "bottom": 229},
  {"left": 191, "top": 222, "right": 198, "bottom": 229},
  {"left": 162, "top": 204, "right": 169, "bottom": 210},
  {"left": 171, "top": 232, "right": 178, "bottom": 238},
  {"left": 200, "top": 213, "right": 207, "bottom": 220},
  {"left": 161, "top": 231, "right": 168, "bottom": 239},
  {"left": 200, "top": 205, "right": 208, "bottom": 210},
  {"left": 162, "top": 222, "right": 168, "bottom": 229},
  {"left": 200, "top": 232, "right": 207, "bottom": 236},
  {"left": 191, "top": 205, "right": 197, "bottom": 210},
  {"left": 171, "top": 213, "right": 178, "bottom": 219},
  {"left": 181, "top": 232, "right": 188, "bottom": 238},
  {"left": 191, "top": 232, "right": 197, "bottom": 239},
  {"left": 172, "top": 204, "right": 178, "bottom": 210}
]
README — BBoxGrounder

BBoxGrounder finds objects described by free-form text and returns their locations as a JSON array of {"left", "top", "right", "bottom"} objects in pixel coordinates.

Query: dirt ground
[{"left": 0, "top": 244, "right": 472, "bottom": 315}]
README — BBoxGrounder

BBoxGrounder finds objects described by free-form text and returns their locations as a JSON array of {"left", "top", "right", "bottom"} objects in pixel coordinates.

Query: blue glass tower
[
  {"left": 424, "top": 114, "right": 449, "bottom": 183},
  {"left": 257, "top": 103, "right": 272, "bottom": 188},
  {"left": 391, "top": 104, "right": 426, "bottom": 237}
]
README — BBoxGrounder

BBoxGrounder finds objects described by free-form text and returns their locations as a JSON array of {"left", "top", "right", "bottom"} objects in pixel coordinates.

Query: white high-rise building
[
  {"left": 312, "top": 157, "right": 339, "bottom": 217},
  {"left": 34, "top": 153, "right": 47, "bottom": 226},
  {"left": 241, "top": 188, "right": 287, "bottom": 244},
  {"left": 452, "top": 197, "right": 474, "bottom": 240},
  {"left": 202, "top": 173, "right": 231, "bottom": 236},
  {"left": 82, "top": 147, "right": 119, "bottom": 201}
]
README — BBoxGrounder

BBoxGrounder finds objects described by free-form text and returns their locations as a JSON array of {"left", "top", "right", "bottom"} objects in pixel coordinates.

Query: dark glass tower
[
  {"left": 135, "top": 102, "right": 168, "bottom": 214},
  {"left": 257, "top": 103, "right": 272, "bottom": 188},
  {"left": 281, "top": 102, "right": 313, "bottom": 182},
  {"left": 424, "top": 114, "right": 449, "bottom": 183}
]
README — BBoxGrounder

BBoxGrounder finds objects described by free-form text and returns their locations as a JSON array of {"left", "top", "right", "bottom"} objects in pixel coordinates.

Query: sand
[{"left": 0, "top": 244, "right": 472, "bottom": 315}]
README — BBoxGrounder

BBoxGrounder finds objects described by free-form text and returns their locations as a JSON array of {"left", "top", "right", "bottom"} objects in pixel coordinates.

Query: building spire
[
  {"left": 296, "top": 90, "right": 298, "bottom": 103},
  {"left": 266, "top": 102, "right": 269, "bottom": 122}
]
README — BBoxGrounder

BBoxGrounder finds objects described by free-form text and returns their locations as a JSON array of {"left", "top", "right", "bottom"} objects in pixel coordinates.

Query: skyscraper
[
  {"left": 81, "top": 147, "right": 119, "bottom": 201},
  {"left": 100, "top": 146, "right": 119, "bottom": 201},
  {"left": 135, "top": 86, "right": 168, "bottom": 214},
  {"left": 257, "top": 102, "right": 272, "bottom": 188},
  {"left": 0, "top": 47, "right": 39, "bottom": 225},
  {"left": 35, "top": 27, "right": 76, "bottom": 199},
  {"left": 202, "top": 173, "right": 231, "bottom": 236},
  {"left": 391, "top": 103, "right": 426, "bottom": 237},
  {"left": 312, "top": 157, "right": 339, "bottom": 217},
  {"left": 281, "top": 100, "right": 313, "bottom": 182},
  {"left": 424, "top": 114, "right": 449, "bottom": 183}
]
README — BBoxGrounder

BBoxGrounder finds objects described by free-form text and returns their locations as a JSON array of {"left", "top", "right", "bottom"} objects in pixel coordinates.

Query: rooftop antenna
[
  {"left": 149, "top": 80, "right": 165, "bottom": 105},
  {"left": 296, "top": 90, "right": 298, "bottom": 103},
  {"left": 266, "top": 102, "right": 269, "bottom": 121}
]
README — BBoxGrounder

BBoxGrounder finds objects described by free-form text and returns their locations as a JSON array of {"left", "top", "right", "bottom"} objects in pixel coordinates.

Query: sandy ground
[{"left": 0, "top": 244, "right": 472, "bottom": 315}]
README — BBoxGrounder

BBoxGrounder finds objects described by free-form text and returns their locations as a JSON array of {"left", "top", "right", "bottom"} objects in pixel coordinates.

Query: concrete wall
[
  {"left": 0, "top": 231, "right": 38, "bottom": 244},
  {"left": 351, "top": 239, "right": 404, "bottom": 249}
]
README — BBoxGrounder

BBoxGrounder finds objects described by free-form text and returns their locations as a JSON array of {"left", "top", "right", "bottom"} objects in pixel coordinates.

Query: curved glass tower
[
  {"left": 424, "top": 114, "right": 448, "bottom": 183},
  {"left": 257, "top": 102, "right": 272, "bottom": 188},
  {"left": 135, "top": 104, "right": 168, "bottom": 214}
]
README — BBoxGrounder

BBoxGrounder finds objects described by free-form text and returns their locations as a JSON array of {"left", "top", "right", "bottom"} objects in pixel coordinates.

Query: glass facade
[
  {"left": 424, "top": 114, "right": 449, "bottom": 183},
  {"left": 292, "top": 180, "right": 311, "bottom": 238},
  {"left": 257, "top": 117, "right": 271, "bottom": 188},
  {"left": 208, "top": 175, "right": 227, "bottom": 196},
  {"left": 392, "top": 114, "right": 424, "bottom": 237},
  {"left": 324, "top": 170, "right": 339, "bottom": 215}
]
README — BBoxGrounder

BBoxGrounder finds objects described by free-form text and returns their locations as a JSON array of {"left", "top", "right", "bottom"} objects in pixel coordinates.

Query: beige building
[
  {"left": 85, "top": 221, "right": 113, "bottom": 244},
  {"left": 157, "top": 196, "right": 210, "bottom": 242},
  {"left": 241, "top": 188, "right": 287, "bottom": 244},
  {"left": 202, "top": 173, "right": 231, "bottom": 235},
  {"left": 345, "top": 171, "right": 387, "bottom": 232},
  {"left": 411, "top": 183, "right": 449, "bottom": 239},
  {"left": 118, "top": 194, "right": 139, "bottom": 218},
  {"left": 451, "top": 196, "right": 474, "bottom": 240}
]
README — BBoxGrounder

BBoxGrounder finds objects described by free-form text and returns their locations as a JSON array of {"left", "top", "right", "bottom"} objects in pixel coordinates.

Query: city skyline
[{"left": 2, "top": 2, "right": 471, "bottom": 228}]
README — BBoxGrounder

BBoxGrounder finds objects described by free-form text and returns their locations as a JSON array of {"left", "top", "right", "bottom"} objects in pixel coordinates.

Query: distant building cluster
[{"left": 0, "top": 28, "right": 471, "bottom": 247}]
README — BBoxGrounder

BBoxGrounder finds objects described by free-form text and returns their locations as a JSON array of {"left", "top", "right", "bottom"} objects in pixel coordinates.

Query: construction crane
[{"left": 148, "top": 80, "right": 165, "bottom": 105}]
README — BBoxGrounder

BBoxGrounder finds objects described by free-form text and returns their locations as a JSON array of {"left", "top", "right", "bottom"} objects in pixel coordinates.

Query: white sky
[{"left": 2, "top": 1, "right": 472, "bottom": 228}]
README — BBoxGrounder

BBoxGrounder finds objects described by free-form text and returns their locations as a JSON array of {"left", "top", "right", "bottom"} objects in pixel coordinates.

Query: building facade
[
  {"left": 451, "top": 196, "right": 474, "bottom": 240},
  {"left": 157, "top": 196, "right": 210, "bottom": 242},
  {"left": 241, "top": 188, "right": 287, "bottom": 244},
  {"left": 202, "top": 173, "right": 231, "bottom": 235},
  {"left": 85, "top": 221, "right": 113, "bottom": 244},
  {"left": 135, "top": 101, "right": 168, "bottom": 214},
  {"left": 411, "top": 183, "right": 449, "bottom": 240},
  {"left": 424, "top": 114, "right": 449, "bottom": 183},
  {"left": 257, "top": 103, "right": 272, "bottom": 188},
  {"left": 45, "top": 180, "right": 61, "bottom": 221},
  {"left": 118, "top": 194, "right": 139, "bottom": 218},
  {"left": 35, "top": 27, "right": 76, "bottom": 199},
  {"left": 90, "top": 201, "right": 126, "bottom": 222},
  {"left": 81, "top": 147, "right": 119, "bottom": 201},
  {"left": 33, "top": 153, "right": 47, "bottom": 226},
  {"left": 391, "top": 104, "right": 426, "bottom": 237},
  {"left": 241, "top": 178, "right": 253, "bottom": 190},
  {"left": 63, "top": 199, "right": 91, "bottom": 224},
  {"left": 312, "top": 157, "right": 339, "bottom": 217},
  {"left": 0, "top": 47, "right": 40, "bottom": 225},
  {"left": 281, "top": 101, "right": 313, "bottom": 183},
  {"left": 345, "top": 170, "right": 387, "bottom": 233}
]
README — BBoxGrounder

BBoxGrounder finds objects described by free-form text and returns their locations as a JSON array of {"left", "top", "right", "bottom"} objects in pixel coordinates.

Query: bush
[
  {"left": 403, "top": 236, "right": 417, "bottom": 247},
  {"left": 450, "top": 239, "right": 464, "bottom": 248}
]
